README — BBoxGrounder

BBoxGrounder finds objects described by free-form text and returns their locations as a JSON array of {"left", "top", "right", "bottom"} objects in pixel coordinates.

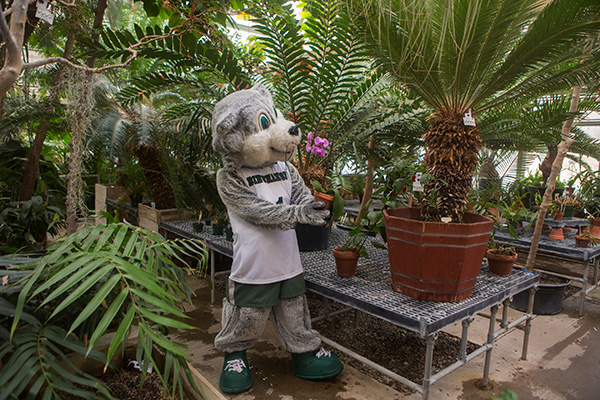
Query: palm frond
[{"left": 3, "top": 222, "right": 208, "bottom": 399}]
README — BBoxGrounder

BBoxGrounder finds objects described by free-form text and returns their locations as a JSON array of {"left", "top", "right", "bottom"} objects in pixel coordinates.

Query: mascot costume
[{"left": 211, "top": 85, "right": 343, "bottom": 394}]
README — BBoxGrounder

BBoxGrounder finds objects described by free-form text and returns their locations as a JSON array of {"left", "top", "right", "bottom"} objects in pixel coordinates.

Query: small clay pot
[
  {"left": 574, "top": 235, "right": 591, "bottom": 248},
  {"left": 333, "top": 246, "right": 359, "bottom": 278},
  {"left": 314, "top": 191, "right": 335, "bottom": 211},
  {"left": 486, "top": 249, "right": 517, "bottom": 276},
  {"left": 553, "top": 212, "right": 564, "bottom": 221}
]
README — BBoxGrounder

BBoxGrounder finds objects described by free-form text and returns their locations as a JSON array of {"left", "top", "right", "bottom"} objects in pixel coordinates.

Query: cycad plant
[
  {"left": 0, "top": 219, "right": 208, "bottom": 399},
  {"left": 251, "top": 0, "right": 419, "bottom": 181},
  {"left": 352, "top": 0, "right": 600, "bottom": 222}
]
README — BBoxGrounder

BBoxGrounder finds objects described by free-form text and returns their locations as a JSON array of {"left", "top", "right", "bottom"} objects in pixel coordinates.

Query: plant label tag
[
  {"left": 36, "top": 0, "right": 55, "bottom": 24},
  {"left": 412, "top": 172, "right": 424, "bottom": 192},
  {"left": 463, "top": 108, "right": 476, "bottom": 127}
]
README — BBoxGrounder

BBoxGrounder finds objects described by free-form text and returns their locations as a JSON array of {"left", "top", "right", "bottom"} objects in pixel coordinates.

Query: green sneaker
[
  {"left": 291, "top": 348, "right": 343, "bottom": 380},
  {"left": 219, "top": 351, "right": 253, "bottom": 394}
]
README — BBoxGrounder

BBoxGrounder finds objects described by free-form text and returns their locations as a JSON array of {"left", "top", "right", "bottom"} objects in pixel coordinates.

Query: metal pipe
[
  {"left": 320, "top": 336, "right": 423, "bottom": 394},
  {"left": 500, "top": 299, "right": 510, "bottom": 329},
  {"left": 481, "top": 304, "right": 499, "bottom": 387},
  {"left": 311, "top": 306, "right": 354, "bottom": 323},
  {"left": 522, "top": 287, "right": 537, "bottom": 360},
  {"left": 430, "top": 343, "right": 493, "bottom": 385},
  {"left": 580, "top": 259, "right": 590, "bottom": 316},
  {"left": 422, "top": 334, "right": 437, "bottom": 400},
  {"left": 459, "top": 318, "right": 473, "bottom": 362}
]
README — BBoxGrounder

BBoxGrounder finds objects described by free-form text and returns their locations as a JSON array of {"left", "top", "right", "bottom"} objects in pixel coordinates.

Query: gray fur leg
[
  {"left": 214, "top": 298, "right": 271, "bottom": 353},
  {"left": 270, "top": 295, "right": 321, "bottom": 354}
]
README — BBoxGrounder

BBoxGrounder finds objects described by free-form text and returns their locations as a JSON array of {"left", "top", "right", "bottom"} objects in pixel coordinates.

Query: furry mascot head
[{"left": 212, "top": 85, "right": 301, "bottom": 169}]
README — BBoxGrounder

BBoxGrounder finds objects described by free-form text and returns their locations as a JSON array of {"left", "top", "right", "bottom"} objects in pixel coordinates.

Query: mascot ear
[
  {"left": 212, "top": 111, "right": 243, "bottom": 155},
  {"left": 251, "top": 84, "right": 273, "bottom": 102}
]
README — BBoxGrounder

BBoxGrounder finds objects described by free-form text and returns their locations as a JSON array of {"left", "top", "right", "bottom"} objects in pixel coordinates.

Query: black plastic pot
[
  {"left": 295, "top": 219, "right": 332, "bottom": 251},
  {"left": 510, "top": 279, "right": 571, "bottom": 315}
]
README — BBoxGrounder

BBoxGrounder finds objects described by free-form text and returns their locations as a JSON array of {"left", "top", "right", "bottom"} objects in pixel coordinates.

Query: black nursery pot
[
  {"left": 295, "top": 218, "right": 332, "bottom": 251},
  {"left": 510, "top": 278, "right": 571, "bottom": 315}
]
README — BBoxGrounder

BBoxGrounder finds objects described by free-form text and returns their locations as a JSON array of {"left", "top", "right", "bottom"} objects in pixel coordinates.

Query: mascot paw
[{"left": 301, "top": 203, "right": 331, "bottom": 226}]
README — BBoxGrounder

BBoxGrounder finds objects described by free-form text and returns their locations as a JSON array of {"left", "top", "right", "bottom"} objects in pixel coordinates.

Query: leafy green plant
[
  {"left": 0, "top": 196, "right": 65, "bottom": 254},
  {"left": 341, "top": 213, "right": 387, "bottom": 258},
  {"left": 0, "top": 221, "right": 208, "bottom": 399}
]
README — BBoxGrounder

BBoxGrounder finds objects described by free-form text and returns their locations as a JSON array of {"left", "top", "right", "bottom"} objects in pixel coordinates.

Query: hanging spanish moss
[
  {"left": 64, "top": 69, "right": 96, "bottom": 234},
  {"left": 421, "top": 111, "right": 480, "bottom": 222}
]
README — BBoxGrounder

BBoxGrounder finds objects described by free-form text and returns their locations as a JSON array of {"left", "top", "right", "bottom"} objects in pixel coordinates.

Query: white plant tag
[
  {"left": 463, "top": 108, "right": 476, "bottom": 127},
  {"left": 412, "top": 172, "right": 424, "bottom": 192},
  {"left": 36, "top": 0, "right": 54, "bottom": 24}
]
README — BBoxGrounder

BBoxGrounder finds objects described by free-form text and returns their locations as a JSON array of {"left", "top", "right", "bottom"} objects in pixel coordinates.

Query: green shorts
[{"left": 226, "top": 273, "right": 307, "bottom": 308}]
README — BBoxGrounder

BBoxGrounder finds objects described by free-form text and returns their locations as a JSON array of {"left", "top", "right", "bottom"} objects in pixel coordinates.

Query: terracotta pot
[
  {"left": 553, "top": 212, "right": 564, "bottom": 221},
  {"left": 333, "top": 247, "right": 359, "bottom": 278},
  {"left": 590, "top": 218, "right": 600, "bottom": 239},
  {"left": 548, "top": 227, "right": 564, "bottom": 240},
  {"left": 486, "top": 249, "right": 517, "bottom": 276},
  {"left": 383, "top": 208, "right": 494, "bottom": 302},
  {"left": 314, "top": 192, "right": 334, "bottom": 211},
  {"left": 575, "top": 235, "right": 591, "bottom": 248},
  {"left": 486, "top": 207, "right": 501, "bottom": 224}
]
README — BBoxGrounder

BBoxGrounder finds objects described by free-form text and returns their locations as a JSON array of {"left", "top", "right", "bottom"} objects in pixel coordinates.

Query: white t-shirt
[{"left": 228, "top": 162, "right": 303, "bottom": 284}]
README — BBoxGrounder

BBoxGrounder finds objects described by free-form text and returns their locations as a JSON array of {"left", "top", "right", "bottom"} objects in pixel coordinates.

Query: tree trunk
[
  {"left": 86, "top": 0, "right": 108, "bottom": 68},
  {"left": 0, "top": 0, "right": 28, "bottom": 113},
  {"left": 421, "top": 111, "right": 481, "bottom": 222},
  {"left": 356, "top": 134, "right": 376, "bottom": 222},
  {"left": 539, "top": 148, "right": 557, "bottom": 186},
  {"left": 526, "top": 87, "right": 580, "bottom": 270},
  {"left": 19, "top": 34, "right": 76, "bottom": 201}
]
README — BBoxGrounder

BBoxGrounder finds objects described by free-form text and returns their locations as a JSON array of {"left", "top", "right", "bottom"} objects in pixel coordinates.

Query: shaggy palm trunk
[
  {"left": 421, "top": 111, "right": 481, "bottom": 222},
  {"left": 134, "top": 145, "right": 176, "bottom": 210}
]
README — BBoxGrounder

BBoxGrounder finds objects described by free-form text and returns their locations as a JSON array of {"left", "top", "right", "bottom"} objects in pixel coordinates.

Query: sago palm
[
  {"left": 251, "top": 0, "right": 419, "bottom": 182},
  {"left": 351, "top": 0, "right": 600, "bottom": 221}
]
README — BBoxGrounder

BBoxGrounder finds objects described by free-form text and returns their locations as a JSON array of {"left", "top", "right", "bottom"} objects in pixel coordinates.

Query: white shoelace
[
  {"left": 315, "top": 348, "right": 331, "bottom": 358},
  {"left": 225, "top": 359, "right": 247, "bottom": 373}
]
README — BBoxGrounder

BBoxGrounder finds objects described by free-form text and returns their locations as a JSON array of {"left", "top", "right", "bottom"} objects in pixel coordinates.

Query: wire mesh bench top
[{"left": 161, "top": 219, "right": 539, "bottom": 337}]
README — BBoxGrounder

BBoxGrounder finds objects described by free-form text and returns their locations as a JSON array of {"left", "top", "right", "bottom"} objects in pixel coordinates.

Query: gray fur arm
[
  {"left": 217, "top": 168, "right": 330, "bottom": 230},
  {"left": 287, "top": 162, "right": 315, "bottom": 206}
]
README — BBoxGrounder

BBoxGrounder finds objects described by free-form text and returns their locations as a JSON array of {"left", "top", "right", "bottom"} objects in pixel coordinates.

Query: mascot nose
[{"left": 288, "top": 125, "right": 299, "bottom": 136}]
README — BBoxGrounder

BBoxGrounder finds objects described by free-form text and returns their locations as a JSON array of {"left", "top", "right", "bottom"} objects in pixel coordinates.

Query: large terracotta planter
[
  {"left": 383, "top": 208, "right": 494, "bottom": 302},
  {"left": 333, "top": 247, "right": 359, "bottom": 277},
  {"left": 486, "top": 249, "right": 517, "bottom": 276}
]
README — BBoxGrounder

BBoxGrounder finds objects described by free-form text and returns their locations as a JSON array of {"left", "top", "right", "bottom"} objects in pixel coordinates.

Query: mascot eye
[{"left": 259, "top": 114, "right": 271, "bottom": 130}]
